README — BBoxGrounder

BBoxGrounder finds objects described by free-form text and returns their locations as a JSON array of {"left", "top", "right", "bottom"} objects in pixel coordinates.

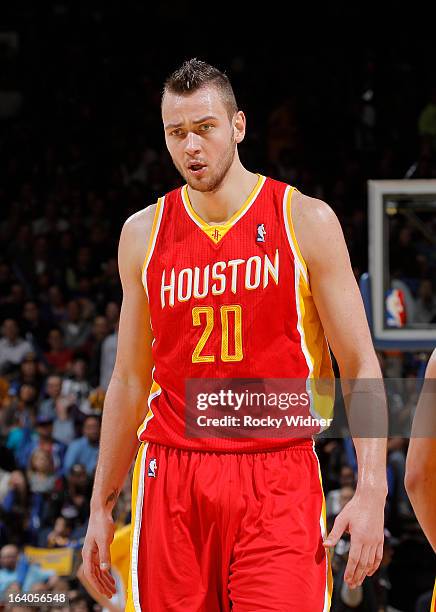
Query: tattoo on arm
[{"left": 105, "top": 488, "right": 119, "bottom": 507}]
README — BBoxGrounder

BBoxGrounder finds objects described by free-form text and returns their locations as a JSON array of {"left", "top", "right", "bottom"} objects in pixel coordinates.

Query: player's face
[{"left": 162, "top": 86, "right": 245, "bottom": 192}]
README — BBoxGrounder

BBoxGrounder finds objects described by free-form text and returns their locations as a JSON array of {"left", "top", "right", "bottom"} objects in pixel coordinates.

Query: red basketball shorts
[{"left": 125, "top": 441, "right": 332, "bottom": 611}]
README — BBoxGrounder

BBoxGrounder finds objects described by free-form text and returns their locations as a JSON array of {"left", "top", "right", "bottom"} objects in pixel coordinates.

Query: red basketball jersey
[{"left": 137, "top": 174, "right": 333, "bottom": 451}]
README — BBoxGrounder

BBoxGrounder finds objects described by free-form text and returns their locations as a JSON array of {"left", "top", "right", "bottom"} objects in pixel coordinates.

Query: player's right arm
[
  {"left": 82, "top": 204, "right": 157, "bottom": 598},
  {"left": 405, "top": 349, "right": 436, "bottom": 553}
]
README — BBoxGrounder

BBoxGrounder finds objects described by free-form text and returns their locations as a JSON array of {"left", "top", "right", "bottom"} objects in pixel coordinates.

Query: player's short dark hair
[{"left": 162, "top": 58, "right": 238, "bottom": 120}]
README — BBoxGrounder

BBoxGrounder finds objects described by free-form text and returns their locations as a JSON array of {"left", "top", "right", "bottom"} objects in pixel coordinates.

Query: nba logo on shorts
[
  {"left": 256, "top": 223, "right": 266, "bottom": 242},
  {"left": 148, "top": 458, "right": 157, "bottom": 477}
]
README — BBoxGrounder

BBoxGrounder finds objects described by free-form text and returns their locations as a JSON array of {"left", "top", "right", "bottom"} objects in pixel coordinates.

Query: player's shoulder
[
  {"left": 122, "top": 203, "right": 158, "bottom": 239},
  {"left": 118, "top": 204, "right": 158, "bottom": 274},
  {"left": 291, "top": 190, "right": 337, "bottom": 226}
]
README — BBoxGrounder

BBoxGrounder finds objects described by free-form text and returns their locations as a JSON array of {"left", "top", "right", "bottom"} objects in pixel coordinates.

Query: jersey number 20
[{"left": 192, "top": 305, "right": 243, "bottom": 363}]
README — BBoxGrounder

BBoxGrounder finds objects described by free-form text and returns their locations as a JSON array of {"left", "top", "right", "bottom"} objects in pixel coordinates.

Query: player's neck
[{"left": 186, "top": 161, "right": 258, "bottom": 226}]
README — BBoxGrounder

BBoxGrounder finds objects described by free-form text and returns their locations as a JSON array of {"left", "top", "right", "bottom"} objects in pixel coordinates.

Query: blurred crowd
[{"left": 0, "top": 2, "right": 436, "bottom": 611}]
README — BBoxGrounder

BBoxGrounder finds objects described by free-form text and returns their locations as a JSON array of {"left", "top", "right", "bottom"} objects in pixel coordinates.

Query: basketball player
[
  {"left": 82, "top": 59, "right": 387, "bottom": 611},
  {"left": 405, "top": 349, "right": 436, "bottom": 611}
]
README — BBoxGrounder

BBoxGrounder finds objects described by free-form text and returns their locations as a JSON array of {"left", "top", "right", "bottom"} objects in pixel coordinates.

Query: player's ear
[{"left": 233, "top": 111, "right": 246, "bottom": 144}]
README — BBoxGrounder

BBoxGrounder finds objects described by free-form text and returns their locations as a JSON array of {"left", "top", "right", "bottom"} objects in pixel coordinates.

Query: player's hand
[
  {"left": 82, "top": 509, "right": 116, "bottom": 598},
  {"left": 322, "top": 489, "right": 385, "bottom": 589}
]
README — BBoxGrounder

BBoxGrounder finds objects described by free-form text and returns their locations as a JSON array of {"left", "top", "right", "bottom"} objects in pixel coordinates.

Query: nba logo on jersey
[
  {"left": 256, "top": 223, "right": 266, "bottom": 242},
  {"left": 148, "top": 458, "right": 157, "bottom": 477}
]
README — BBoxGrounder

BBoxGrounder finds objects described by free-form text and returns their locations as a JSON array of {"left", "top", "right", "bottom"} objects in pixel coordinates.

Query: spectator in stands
[
  {"left": 39, "top": 375, "right": 64, "bottom": 420},
  {"left": 19, "top": 415, "right": 66, "bottom": 475},
  {"left": 8, "top": 353, "right": 44, "bottom": 397},
  {"left": 0, "top": 543, "right": 57, "bottom": 597},
  {"left": 61, "top": 300, "right": 92, "bottom": 351},
  {"left": 99, "top": 322, "right": 118, "bottom": 391},
  {"left": 326, "top": 465, "right": 356, "bottom": 519},
  {"left": 46, "top": 516, "right": 73, "bottom": 548},
  {"left": 0, "top": 471, "right": 28, "bottom": 545},
  {"left": 61, "top": 358, "right": 92, "bottom": 415},
  {"left": 52, "top": 397, "right": 76, "bottom": 446},
  {"left": 414, "top": 279, "right": 436, "bottom": 324},
  {"left": 45, "top": 286, "right": 67, "bottom": 325},
  {"left": 63, "top": 415, "right": 100, "bottom": 476},
  {"left": 105, "top": 301, "right": 120, "bottom": 333},
  {"left": 83, "top": 315, "right": 109, "bottom": 386},
  {"left": 20, "top": 301, "right": 50, "bottom": 354},
  {"left": 43, "top": 463, "right": 91, "bottom": 530},
  {"left": 3, "top": 381, "right": 38, "bottom": 427},
  {"left": 27, "top": 449, "right": 59, "bottom": 495},
  {"left": 44, "top": 329, "right": 73, "bottom": 374},
  {"left": 0, "top": 319, "right": 33, "bottom": 376}
]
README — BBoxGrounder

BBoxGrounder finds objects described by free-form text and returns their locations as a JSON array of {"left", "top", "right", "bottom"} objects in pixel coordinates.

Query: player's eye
[
  {"left": 171, "top": 129, "right": 184, "bottom": 137},
  {"left": 199, "top": 124, "right": 213, "bottom": 132}
]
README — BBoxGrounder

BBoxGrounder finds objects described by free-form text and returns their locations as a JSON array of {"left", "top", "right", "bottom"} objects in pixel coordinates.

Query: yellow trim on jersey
[
  {"left": 285, "top": 186, "right": 308, "bottom": 281},
  {"left": 314, "top": 445, "right": 333, "bottom": 611},
  {"left": 136, "top": 376, "right": 161, "bottom": 439},
  {"left": 125, "top": 443, "right": 147, "bottom": 612},
  {"left": 295, "top": 268, "right": 334, "bottom": 422},
  {"left": 141, "top": 197, "right": 165, "bottom": 295},
  {"left": 182, "top": 173, "right": 264, "bottom": 244},
  {"left": 431, "top": 577, "right": 436, "bottom": 612}
]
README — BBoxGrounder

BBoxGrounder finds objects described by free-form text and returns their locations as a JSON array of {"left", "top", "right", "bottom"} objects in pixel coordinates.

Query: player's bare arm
[
  {"left": 82, "top": 204, "right": 157, "bottom": 598},
  {"left": 405, "top": 349, "right": 436, "bottom": 553},
  {"left": 292, "top": 191, "right": 388, "bottom": 589}
]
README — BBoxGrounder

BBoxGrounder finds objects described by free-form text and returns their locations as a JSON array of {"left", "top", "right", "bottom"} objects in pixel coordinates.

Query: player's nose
[{"left": 184, "top": 131, "right": 201, "bottom": 156}]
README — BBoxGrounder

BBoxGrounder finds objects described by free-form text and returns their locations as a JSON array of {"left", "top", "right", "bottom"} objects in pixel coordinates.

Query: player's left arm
[
  {"left": 292, "top": 192, "right": 388, "bottom": 589},
  {"left": 405, "top": 350, "right": 436, "bottom": 553}
]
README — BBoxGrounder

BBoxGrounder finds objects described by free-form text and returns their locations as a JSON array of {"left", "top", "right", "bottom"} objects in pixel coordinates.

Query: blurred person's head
[
  {"left": 418, "top": 279, "right": 433, "bottom": 302},
  {"left": 76, "top": 246, "right": 91, "bottom": 268},
  {"left": 161, "top": 59, "right": 244, "bottom": 193},
  {"left": 398, "top": 226, "right": 412, "bottom": 246},
  {"left": 10, "top": 283, "right": 25, "bottom": 304},
  {"left": 29, "top": 448, "right": 54, "bottom": 474},
  {"left": 20, "top": 355, "right": 38, "bottom": 380},
  {"left": 47, "top": 328, "right": 65, "bottom": 351},
  {"left": 46, "top": 374, "right": 62, "bottom": 398},
  {"left": 1, "top": 318, "right": 19, "bottom": 342},
  {"left": 48, "top": 286, "right": 64, "bottom": 307},
  {"left": 105, "top": 301, "right": 120, "bottom": 327},
  {"left": 22, "top": 300, "right": 40, "bottom": 323},
  {"left": 82, "top": 415, "right": 101, "bottom": 444},
  {"left": 35, "top": 414, "right": 54, "bottom": 439},
  {"left": 0, "top": 544, "right": 19, "bottom": 570},
  {"left": 339, "top": 485, "right": 354, "bottom": 510},
  {"left": 33, "top": 236, "right": 48, "bottom": 257},
  {"left": 19, "top": 383, "right": 37, "bottom": 406},
  {"left": 339, "top": 465, "right": 355, "bottom": 488},
  {"left": 92, "top": 315, "right": 108, "bottom": 340},
  {"left": 68, "top": 463, "right": 88, "bottom": 489},
  {"left": 8, "top": 470, "right": 27, "bottom": 492},
  {"left": 71, "top": 358, "right": 86, "bottom": 380},
  {"left": 66, "top": 299, "right": 81, "bottom": 323},
  {"left": 53, "top": 516, "right": 72, "bottom": 537}
]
